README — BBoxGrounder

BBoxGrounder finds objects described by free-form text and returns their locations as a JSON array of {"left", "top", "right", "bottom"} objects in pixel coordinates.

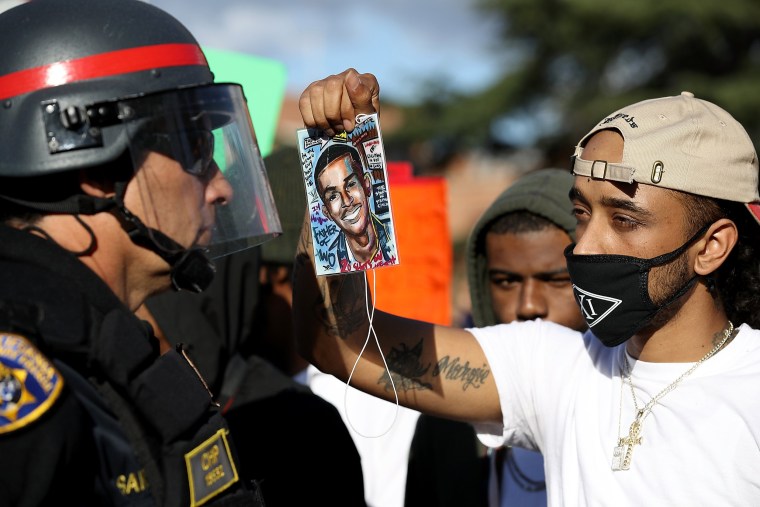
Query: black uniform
[
  {"left": 0, "top": 225, "right": 261, "bottom": 506},
  {"left": 146, "top": 249, "right": 367, "bottom": 507}
]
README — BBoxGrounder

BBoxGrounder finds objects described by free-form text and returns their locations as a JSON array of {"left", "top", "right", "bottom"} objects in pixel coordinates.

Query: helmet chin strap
[
  {"left": 111, "top": 181, "right": 215, "bottom": 293},
  {"left": 113, "top": 204, "right": 215, "bottom": 293},
  {"left": 1, "top": 180, "right": 216, "bottom": 293}
]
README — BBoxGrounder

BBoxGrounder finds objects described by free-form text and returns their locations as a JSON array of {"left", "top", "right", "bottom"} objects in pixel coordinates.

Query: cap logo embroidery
[
  {"left": 600, "top": 113, "right": 638, "bottom": 128},
  {"left": 573, "top": 285, "right": 622, "bottom": 327}
]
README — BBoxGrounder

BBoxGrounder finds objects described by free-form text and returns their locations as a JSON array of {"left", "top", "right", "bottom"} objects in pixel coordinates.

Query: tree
[{"left": 387, "top": 0, "right": 760, "bottom": 170}]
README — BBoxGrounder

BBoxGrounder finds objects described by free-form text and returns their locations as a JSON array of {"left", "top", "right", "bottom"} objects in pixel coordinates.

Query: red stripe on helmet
[
  {"left": 746, "top": 202, "right": 760, "bottom": 227},
  {"left": 0, "top": 43, "right": 208, "bottom": 101}
]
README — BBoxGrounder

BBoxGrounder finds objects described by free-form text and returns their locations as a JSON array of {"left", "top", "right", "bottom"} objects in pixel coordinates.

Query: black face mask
[{"left": 564, "top": 225, "right": 710, "bottom": 347}]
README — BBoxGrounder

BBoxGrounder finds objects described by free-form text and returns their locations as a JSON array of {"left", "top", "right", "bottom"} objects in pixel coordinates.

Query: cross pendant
[{"left": 612, "top": 412, "right": 644, "bottom": 471}]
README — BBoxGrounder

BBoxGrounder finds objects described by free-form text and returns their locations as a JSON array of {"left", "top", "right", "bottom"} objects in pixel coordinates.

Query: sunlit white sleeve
[{"left": 467, "top": 320, "right": 588, "bottom": 451}]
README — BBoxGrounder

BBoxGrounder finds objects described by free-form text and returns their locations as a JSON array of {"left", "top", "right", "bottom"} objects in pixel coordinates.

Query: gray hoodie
[{"left": 466, "top": 168, "right": 576, "bottom": 327}]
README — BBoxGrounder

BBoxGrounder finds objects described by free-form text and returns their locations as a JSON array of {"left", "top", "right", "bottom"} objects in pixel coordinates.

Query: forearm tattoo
[
  {"left": 320, "top": 274, "right": 368, "bottom": 339},
  {"left": 433, "top": 356, "right": 490, "bottom": 391},
  {"left": 295, "top": 227, "right": 368, "bottom": 340},
  {"left": 379, "top": 339, "right": 491, "bottom": 393},
  {"left": 296, "top": 221, "right": 492, "bottom": 393},
  {"left": 379, "top": 339, "right": 433, "bottom": 392}
]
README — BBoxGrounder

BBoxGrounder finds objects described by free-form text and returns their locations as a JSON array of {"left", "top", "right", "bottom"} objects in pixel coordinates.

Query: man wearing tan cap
[{"left": 293, "top": 69, "right": 760, "bottom": 505}]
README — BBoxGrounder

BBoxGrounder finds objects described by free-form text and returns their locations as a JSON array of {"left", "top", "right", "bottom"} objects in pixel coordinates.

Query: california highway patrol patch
[
  {"left": 0, "top": 333, "right": 64, "bottom": 433},
  {"left": 185, "top": 429, "right": 239, "bottom": 506}
]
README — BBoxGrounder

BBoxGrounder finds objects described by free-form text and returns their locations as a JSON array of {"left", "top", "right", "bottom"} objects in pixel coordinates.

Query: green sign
[{"left": 203, "top": 47, "right": 287, "bottom": 158}]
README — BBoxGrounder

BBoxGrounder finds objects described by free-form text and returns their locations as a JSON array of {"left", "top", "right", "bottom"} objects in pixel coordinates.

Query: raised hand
[{"left": 298, "top": 68, "right": 380, "bottom": 137}]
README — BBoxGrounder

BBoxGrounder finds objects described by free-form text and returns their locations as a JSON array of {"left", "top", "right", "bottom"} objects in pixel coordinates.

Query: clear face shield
[{"left": 120, "top": 83, "right": 281, "bottom": 259}]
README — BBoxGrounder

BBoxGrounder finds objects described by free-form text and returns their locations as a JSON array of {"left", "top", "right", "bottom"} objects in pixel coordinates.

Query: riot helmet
[{"left": 0, "top": 0, "right": 281, "bottom": 292}]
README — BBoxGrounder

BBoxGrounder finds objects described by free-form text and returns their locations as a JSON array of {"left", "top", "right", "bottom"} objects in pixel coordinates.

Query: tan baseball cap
[{"left": 571, "top": 91, "right": 760, "bottom": 224}]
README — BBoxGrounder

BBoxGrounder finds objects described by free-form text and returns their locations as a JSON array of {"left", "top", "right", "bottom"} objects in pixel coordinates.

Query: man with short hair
[
  {"left": 467, "top": 169, "right": 586, "bottom": 333},
  {"left": 406, "top": 168, "right": 586, "bottom": 507},
  {"left": 295, "top": 70, "right": 760, "bottom": 504}
]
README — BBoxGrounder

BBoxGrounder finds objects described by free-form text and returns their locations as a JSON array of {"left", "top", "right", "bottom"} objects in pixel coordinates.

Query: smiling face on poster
[{"left": 297, "top": 113, "right": 399, "bottom": 275}]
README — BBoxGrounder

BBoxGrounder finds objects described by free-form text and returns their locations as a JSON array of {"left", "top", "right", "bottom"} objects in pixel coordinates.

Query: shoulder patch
[
  {"left": 0, "top": 333, "right": 64, "bottom": 434},
  {"left": 185, "top": 429, "right": 239, "bottom": 506}
]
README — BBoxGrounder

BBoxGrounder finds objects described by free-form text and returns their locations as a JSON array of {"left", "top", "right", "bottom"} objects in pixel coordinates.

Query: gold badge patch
[
  {"left": 185, "top": 429, "right": 239, "bottom": 506},
  {"left": 0, "top": 333, "right": 64, "bottom": 434}
]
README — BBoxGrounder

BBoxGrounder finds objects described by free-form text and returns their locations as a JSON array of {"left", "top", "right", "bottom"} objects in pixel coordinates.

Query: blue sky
[{"left": 149, "top": 0, "right": 508, "bottom": 104}]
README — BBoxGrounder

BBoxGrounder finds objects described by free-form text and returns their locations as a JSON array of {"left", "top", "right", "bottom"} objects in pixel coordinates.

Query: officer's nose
[{"left": 206, "top": 162, "right": 233, "bottom": 206}]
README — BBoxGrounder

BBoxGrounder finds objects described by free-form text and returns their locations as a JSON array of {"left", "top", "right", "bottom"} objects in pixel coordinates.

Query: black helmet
[
  {"left": 0, "top": 0, "right": 216, "bottom": 175},
  {"left": 0, "top": 0, "right": 281, "bottom": 292}
]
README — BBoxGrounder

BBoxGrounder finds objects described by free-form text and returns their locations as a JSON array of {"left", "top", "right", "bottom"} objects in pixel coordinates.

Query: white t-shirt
[
  {"left": 300, "top": 365, "right": 421, "bottom": 507},
  {"left": 470, "top": 320, "right": 760, "bottom": 506}
]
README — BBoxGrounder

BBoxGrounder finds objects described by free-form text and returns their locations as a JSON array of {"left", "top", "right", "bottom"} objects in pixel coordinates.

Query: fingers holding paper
[{"left": 299, "top": 68, "right": 380, "bottom": 136}]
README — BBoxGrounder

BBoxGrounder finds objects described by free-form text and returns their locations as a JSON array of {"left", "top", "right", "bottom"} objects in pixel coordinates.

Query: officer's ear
[
  {"left": 78, "top": 151, "right": 134, "bottom": 198},
  {"left": 362, "top": 173, "right": 372, "bottom": 196}
]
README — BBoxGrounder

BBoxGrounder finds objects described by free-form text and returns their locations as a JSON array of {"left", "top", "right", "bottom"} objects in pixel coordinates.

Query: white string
[{"left": 343, "top": 269, "right": 400, "bottom": 438}]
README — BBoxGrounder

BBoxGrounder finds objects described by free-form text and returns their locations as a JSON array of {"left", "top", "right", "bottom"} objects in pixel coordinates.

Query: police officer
[{"left": 0, "top": 0, "right": 281, "bottom": 504}]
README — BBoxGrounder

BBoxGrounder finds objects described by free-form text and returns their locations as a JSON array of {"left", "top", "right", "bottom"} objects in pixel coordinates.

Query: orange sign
[{"left": 370, "top": 162, "right": 452, "bottom": 326}]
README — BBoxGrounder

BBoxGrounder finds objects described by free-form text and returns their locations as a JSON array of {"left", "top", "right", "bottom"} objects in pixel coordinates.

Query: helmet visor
[{"left": 122, "top": 83, "right": 281, "bottom": 259}]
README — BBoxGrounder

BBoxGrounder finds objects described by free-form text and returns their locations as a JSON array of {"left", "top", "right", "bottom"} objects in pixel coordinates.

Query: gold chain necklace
[{"left": 611, "top": 321, "right": 734, "bottom": 471}]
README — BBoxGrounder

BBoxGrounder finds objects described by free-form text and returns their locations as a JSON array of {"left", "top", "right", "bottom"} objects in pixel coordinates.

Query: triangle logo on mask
[{"left": 572, "top": 285, "right": 622, "bottom": 328}]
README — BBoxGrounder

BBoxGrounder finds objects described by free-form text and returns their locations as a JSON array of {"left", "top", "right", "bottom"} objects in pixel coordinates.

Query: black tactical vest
[{"left": 0, "top": 225, "right": 263, "bottom": 506}]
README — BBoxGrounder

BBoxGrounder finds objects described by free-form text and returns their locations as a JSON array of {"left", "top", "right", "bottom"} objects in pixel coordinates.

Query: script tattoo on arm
[
  {"left": 433, "top": 356, "right": 490, "bottom": 391},
  {"left": 379, "top": 339, "right": 491, "bottom": 393}
]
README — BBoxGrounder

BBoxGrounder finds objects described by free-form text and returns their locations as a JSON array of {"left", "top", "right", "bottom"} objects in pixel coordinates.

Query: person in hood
[
  {"left": 293, "top": 69, "right": 760, "bottom": 505},
  {"left": 405, "top": 169, "right": 585, "bottom": 507},
  {"left": 467, "top": 168, "right": 585, "bottom": 332}
]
